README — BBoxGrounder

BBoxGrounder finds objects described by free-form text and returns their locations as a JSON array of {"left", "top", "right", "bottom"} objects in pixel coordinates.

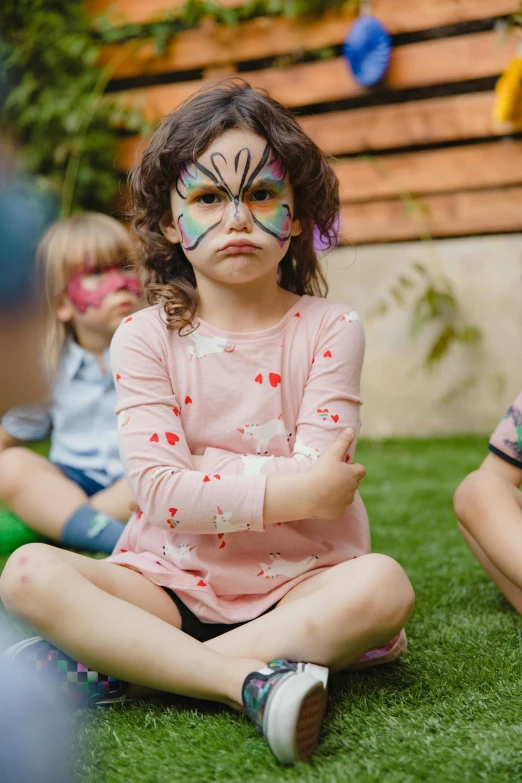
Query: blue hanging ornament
[{"left": 342, "top": 14, "right": 391, "bottom": 88}]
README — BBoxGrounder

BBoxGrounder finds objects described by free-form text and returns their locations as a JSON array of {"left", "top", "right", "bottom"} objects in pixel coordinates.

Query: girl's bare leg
[
  {"left": 89, "top": 477, "right": 133, "bottom": 522},
  {"left": 205, "top": 554, "right": 415, "bottom": 672},
  {"left": 0, "top": 448, "right": 87, "bottom": 540},
  {"left": 458, "top": 523, "right": 522, "bottom": 613},
  {"left": 0, "top": 544, "right": 265, "bottom": 709},
  {"left": 454, "top": 464, "right": 522, "bottom": 610}
]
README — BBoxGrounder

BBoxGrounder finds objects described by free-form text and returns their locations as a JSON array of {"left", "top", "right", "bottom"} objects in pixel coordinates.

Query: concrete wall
[{"left": 323, "top": 234, "right": 522, "bottom": 438}]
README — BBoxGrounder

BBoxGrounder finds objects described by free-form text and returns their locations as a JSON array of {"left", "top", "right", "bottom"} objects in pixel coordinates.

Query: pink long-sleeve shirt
[{"left": 105, "top": 294, "right": 370, "bottom": 623}]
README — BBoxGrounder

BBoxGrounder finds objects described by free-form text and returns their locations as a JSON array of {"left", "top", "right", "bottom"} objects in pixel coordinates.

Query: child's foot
[
  {"left": 242, "top": 662, "right": 327, "bottom": 764},
  {"left": 348, "top": 628, "right": 408, "bottom": 670},
  {"left": 1, "top": 637, "right": 128, "bottom": 708}
]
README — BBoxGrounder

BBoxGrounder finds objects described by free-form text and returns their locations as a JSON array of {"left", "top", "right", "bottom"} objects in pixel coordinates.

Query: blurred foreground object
[
  {"left": 493, "top": 50, "right": 522, "bottom": 122},
  {"left": 0, "top": 145, "right": 56, "bottom": 413},
  {"left": 0, "top": 628, "right": 72, "bottom": 783}
]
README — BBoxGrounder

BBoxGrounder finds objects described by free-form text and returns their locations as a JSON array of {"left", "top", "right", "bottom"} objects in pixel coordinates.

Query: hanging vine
[{"left": 1, "top": 0, "right": 357, "bottom": 215}]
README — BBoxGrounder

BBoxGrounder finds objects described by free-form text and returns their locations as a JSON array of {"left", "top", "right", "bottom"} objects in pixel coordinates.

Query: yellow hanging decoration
[{"left": 493, "top": 50, "right": 522, "bottom": 123}]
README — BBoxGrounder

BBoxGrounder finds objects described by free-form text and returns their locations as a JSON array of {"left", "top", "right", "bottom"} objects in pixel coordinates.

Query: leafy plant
[
  {"left": 0, "top": 0, "right": 152, "bottom": 216},
  {"left": 363, "top": 158, "right": 483, "bottom": 396},
  {"left": 1, "top": 0, "right": 358, "bottom": 215}
]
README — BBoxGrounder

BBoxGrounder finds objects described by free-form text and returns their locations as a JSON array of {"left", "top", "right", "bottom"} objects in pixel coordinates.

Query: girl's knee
[
  {"left": 453, "top": 469, "right": 502, "bottom": 522},
  {"left": 356, "top": 554, "right": 415, "bottom": 631},
  {"left": 0, "top": 543, "right": 63, "bottom": 615}
]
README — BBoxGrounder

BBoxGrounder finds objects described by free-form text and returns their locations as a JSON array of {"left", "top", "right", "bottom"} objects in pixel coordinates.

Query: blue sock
[{"left": 61, "top": 505, "right": 125, "bottom": 554}]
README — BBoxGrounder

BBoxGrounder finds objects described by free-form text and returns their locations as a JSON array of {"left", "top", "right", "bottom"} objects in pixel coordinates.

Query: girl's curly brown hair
[{"left": 128, "top": 78, "right": 340, "bottom": 333}]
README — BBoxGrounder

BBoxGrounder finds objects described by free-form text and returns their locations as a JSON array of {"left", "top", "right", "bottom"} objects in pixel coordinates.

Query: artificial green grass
[{"left": 1, "top": 436, "right": 521, "bottom": 782}]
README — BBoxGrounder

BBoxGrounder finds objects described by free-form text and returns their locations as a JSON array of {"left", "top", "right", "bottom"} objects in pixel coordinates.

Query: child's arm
[
  {"left": 1, "top": 404, "right": 51, "bottom": 447},
  {"left": 111, "top": 319, "right": 321, "bottom": 534},
  {"left": 197, "top": 307, "right": 365, "bottom": 477}
]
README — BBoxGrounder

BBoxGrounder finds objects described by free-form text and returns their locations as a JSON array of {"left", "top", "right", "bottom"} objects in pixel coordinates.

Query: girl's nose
[{"left": 223, "top": 197, "right": 252, "bottom": 231}]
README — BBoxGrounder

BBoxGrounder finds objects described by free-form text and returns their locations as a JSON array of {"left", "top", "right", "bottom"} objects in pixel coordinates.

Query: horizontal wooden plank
[
  {"left": 99, "top": 0, "right": 516, "bottom": 78},
  {"left": 88, "top": 0, "right": 515, "bottom": 36},
  {"left": 340, "top": 186, "right": 522, "bottom": 243},
  {"left": 336, "top": 140, "right": 522, "bottom": 202},
  {"left": 115, "top": 91, "right": 522, "bottom": 169},
  {"left": 112, "top": 30, "right": 517, "bottom": 119},
  {"left": 300, "top": 92, "right": 522, "bottom": 156}
]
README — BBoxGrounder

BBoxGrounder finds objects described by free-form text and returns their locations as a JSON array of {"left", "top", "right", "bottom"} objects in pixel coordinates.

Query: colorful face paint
[
  {"left": 66, "top": 266, "right": 142, "bottom": 313},
  {"left": 174, "top": 143, "right": 293, "bottom": 251}
]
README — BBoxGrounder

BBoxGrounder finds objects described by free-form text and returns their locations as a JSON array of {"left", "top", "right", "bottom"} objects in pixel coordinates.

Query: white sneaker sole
[
  {"left": 264, "top": 673, "right": 327, "bottom": 764},
  {"left": 301, "top": 663, "right": 329, "bottom": 689},
  {"left": 1, "top": 636, "right": 44, "bottom": 660}
]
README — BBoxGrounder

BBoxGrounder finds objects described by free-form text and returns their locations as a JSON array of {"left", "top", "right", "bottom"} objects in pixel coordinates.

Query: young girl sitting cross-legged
[
  {"left": 0, "top": 80, "right": 414, "bottom": 765},
  {"left": 0, "top": 213, "right": 143, "bottom": 553}
]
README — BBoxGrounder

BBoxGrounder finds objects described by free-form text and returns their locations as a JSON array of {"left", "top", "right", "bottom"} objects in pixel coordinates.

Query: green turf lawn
[{"left": 1, "top": 436, "right": 521, "bottom": 782}]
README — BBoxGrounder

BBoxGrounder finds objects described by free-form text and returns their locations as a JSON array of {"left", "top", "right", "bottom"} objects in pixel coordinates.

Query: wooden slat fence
[{"left": 88, "top": 0, "right": 522, "bottom": 244}]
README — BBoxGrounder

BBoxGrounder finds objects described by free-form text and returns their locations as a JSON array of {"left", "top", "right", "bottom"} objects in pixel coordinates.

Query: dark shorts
[
  {"left": 163, "top": 587, "right": 277, "bottom": 643},
  {"left": 54, "top": 463, "right": 106, "bottom": 497}
]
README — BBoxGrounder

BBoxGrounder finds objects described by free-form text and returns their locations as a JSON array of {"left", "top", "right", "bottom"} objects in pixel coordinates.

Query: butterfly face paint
[
  {"left": 66, "top": 266, "right": 143, "bottom": 314},
  {"left": 174, "top": 142, "right": 293, "bottom": 252}
]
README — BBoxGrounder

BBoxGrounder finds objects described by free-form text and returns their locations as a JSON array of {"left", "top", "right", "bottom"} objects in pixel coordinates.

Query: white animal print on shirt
[
  {"left": 150, "top": 465, "right": 184, "bottom": 483},
  {"left": 117, "top": 410, "right": 131, "bottom": 429},
  {"left": 240, "top": 454, "right": 274, "bottom": 475},
  {"left": 212, "top": 506, "right": 250, "bottom": 533},
  {"left": 188, "top": 332, "right": 236, "bottom": 361},
  {"left": 257, "top": 553, "right": 319, "bottom": 579},
  {"left": 293, "top": 435, "right": 320, "bottom": 463},
  {"left": 162, "top": 541, "right": 195, "bottom": 566},
  {"left": 340, "top": 311, "right": 361, "bottom": 323},
  {"left": 238, "top": 414, "right": 291, "bottom": 455}
]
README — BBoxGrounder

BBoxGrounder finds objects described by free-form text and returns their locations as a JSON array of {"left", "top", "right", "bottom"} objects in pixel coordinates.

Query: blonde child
[
  {"left": 0, "top": 213, "right": 143, "bottom": 553},
  {"left": 454, "top": 392, "right": 522, "bottom": 612},
  {"left": 0, "top": 81, "right": 414, "bottom": 764}
]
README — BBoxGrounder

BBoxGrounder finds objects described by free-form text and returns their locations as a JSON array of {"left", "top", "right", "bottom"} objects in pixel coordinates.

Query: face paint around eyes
[
  {"left": 177, "top": 211, "right": 223, "bottom": 252},
  {"left": 174, "top": 143, "right": 292, "bottom": 250},
  {"left": 66, "top": 267, "right": 142, "bottom": 314},
  {"left": 251, "top": 203, "right": 292, "bottom": 247}
]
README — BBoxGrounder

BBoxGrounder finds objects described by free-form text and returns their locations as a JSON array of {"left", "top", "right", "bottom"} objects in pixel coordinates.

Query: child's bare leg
[
  {"left": 0, "top": 544, "right": 265, "bottom": 708},
  {"left": 454, "top": 467, "right": 522, "bottom": 587},
  {"left": 457, "top": 522, "right": 522, "bottom": 613},
  {"left": 205, "top": 554, "right": 414, "bottom": 672},
  {"left": 454, "top": 466, "right": 522, "bottom": 612},
  {"left": 90, "top": 477, "right": 133, "bottom": 522},
  {"left": 0, "top": 448, "right": 87, "bottom": 540}
]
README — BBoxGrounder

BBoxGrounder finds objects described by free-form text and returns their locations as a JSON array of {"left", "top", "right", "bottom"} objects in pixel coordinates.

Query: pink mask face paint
[
  {"left": 174, "top": 143, "right": 293, "bottom": 251},
  {"left": 66, "top": 266, "right": 142, "bottom": 314}
]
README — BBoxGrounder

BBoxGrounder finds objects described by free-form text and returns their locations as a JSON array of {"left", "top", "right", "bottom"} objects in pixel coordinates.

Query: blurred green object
[{"left": 0, "top": 507, "right": 45, "bottom": 555}]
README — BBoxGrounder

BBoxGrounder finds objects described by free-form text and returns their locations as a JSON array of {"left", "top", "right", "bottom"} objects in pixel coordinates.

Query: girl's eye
[
  {"left": 250, "top": 189, "right": 272, "bottom": 202},
  {"left": 197, "top": 193, "right": 221, "bottom": 205}
]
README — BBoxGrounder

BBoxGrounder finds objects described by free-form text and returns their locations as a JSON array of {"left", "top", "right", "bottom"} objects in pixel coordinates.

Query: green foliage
[
  {"left": 93, "top": 0, "right": 359, "bottom": 46},
  {"left": 1, "top": 0, "right": 357, "bottom": 215},
  {"left": 0, "top": 0, "right": 151, "bottom": 215},
  {"left": 371, "top": 261, "right": 482, "bottom": 371},
  {"left": 362, "top": 156, "right": 483, "bottom": 394}
]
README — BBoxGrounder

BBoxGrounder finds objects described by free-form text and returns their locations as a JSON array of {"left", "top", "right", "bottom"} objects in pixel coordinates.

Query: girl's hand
[{"left": 306, "top": 428, "right": 366, "bottom": 520}]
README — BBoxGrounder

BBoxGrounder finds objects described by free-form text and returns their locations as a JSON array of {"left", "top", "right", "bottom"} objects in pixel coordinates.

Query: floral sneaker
[
  {"left": 1, "top": 637, "right": 128, "bottom": 709},
  {"left": 242, "top": 662, "right": 327, "bottom": 764},
  {"left": 348, "top": 628, "right": 408, "bottom": 670}
]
